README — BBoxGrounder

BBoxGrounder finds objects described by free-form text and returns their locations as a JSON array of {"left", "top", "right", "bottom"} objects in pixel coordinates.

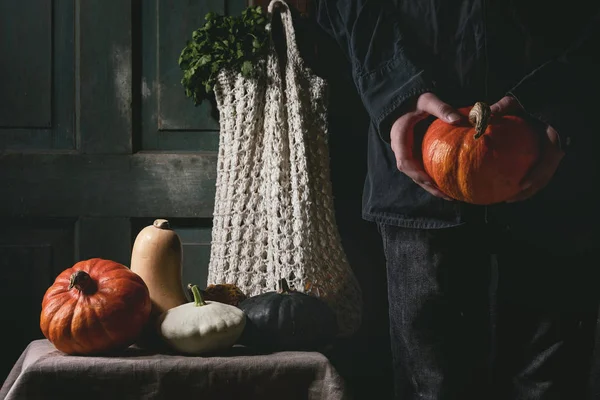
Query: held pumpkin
[
  {"left": 238, "top": 278, "right": 338, "bottom": 351},
  {"left": 40, "top": 258, "right": 152, "bottom": 355},
  {"left": 421, "top": 102, "right": 540, "bottom": 205}
]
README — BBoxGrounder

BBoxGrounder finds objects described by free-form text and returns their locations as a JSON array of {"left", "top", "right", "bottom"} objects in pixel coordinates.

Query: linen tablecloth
[{"left": 0, "top": 340, "right": 349, "bottom": 400}]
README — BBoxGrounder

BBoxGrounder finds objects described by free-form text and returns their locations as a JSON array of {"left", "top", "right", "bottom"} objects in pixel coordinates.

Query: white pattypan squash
[{"left": 158, "top": 284, "right": 246, "bottom": 355}]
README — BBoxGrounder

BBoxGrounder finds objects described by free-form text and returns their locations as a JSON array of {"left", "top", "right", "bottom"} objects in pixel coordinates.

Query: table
[{"left": 1, "top": 340, "right": 349, "bottom": 400}]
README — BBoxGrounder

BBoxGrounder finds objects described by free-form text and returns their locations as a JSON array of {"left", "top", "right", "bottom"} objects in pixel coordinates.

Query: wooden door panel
[
  {"left": 0, "top": 0, "right": 75, "bottom": 150},
  {"left": 0, "top": 0, "right": 51, "bottom": 128},
  {"left": 79, "top": 0, "right": 133, "bottom": 154},
  {"left": 76, "top": 217, "right": 133, "bottom": 267},
  {"left": 0, "top": 246, "right": 54, "bottom": 381},
  {"left": 177, "top": 225, "right": 213, "bottom": 291},
  {"left": 151, "top": 0, "right": 221, "bottom": 131},
  {"left": 0, "top": 219, "right": 76, "bottom": 277},
  {"left": 140, "top": 0, "right": 246, "bottom": 151},
  {"left": 0, "top": 152, "right": 216, "bottom": 217},
  {"left": 0, "top": 218, "right": 76, "bottom": 380}
]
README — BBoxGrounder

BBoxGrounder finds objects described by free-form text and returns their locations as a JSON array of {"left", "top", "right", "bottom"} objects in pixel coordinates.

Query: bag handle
[{"left": 267, "top": 0, "right": 302, "bottom": 67}]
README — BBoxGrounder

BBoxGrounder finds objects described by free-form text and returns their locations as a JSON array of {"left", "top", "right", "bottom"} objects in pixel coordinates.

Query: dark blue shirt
[{"left": 314, "top": 0, "right": 599, "bottom": 247}]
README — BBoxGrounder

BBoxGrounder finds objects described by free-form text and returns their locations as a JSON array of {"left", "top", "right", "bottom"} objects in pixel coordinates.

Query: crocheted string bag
[{"left": 207, "top": 0, "right": 362, "bottom": 337}]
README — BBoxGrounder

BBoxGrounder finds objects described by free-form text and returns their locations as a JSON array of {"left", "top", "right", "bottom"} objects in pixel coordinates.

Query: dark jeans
[{"left": 379, "top": 222, "right": 598, "bottom": 400}]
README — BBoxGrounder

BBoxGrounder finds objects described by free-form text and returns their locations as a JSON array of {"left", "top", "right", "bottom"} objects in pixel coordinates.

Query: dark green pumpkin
[{"left": 238, "top": 278, "right": 338, "bottom": 351}]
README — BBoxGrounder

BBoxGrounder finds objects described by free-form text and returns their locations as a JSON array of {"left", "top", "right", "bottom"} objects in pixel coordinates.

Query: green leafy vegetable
[{"left": 179, "top": 6, "right": 270, "bottom": 106}]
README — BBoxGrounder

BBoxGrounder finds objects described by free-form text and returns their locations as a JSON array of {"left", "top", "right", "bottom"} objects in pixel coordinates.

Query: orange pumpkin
[
  {"left": 422, "top": 102, "right": 540, "bottom": 205},
  {"left": 40, "top": 258, "right": 152, "bottom": 355},
  {"left": 186, "top": 283, "right": 248, "bottom": 306}
]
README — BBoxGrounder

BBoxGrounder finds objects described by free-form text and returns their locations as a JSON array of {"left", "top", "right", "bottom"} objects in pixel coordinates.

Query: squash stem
[
  {"left": 153, "top": 219, "right": 170, "bottom": 229},
  {"left": 469, "top": 102, "right": 491, "bottom": 139},
  {"left": 188, "top": 284, "right": 207, "bottom": 306},
  {"left": 68, "top": 270, "right": 97, "bottom": 294},
  {"left": 277, "top": 278, "right": 291, "bottom": 294}
]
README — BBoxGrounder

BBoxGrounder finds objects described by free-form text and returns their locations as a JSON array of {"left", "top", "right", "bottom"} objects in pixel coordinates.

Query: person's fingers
[
  {"left": 519, "top": 138, "right": 564, "bottom": 190},
  {"left": 398, "top": 159, "right": 429, "bottom": 184},
  {"left": 416, "top": 92, "right": 463, "bottom": 124},
  {"left": 505, "top": 186, "right": 537, "bottom": 203},
  {"left": 390, "top": 113, "right": 418, "bottom": 169},
  {"left": 489, "top": 95, "right": 520, "bottom": 115},
  {"left": 390, "top": 113, "right": 429, "bottom": 182},
  {"left": 401, "top": 157, "right": 451, "bottom": 199},
  {"left": 413, "top": 178, "right": 453, "bottom": 200},
  {"left": 390, "top": 114, "right": 452, "bottom": 200},
  {"left": 506, "top": 143, "right": 563, "bottom": 203},
  {"left": 505, "top": 168, "right": 541, "bottom": 203}
]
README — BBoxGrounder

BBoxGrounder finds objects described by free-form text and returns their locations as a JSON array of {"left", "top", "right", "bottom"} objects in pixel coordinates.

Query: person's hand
[
  {"left": 490, "top": 95, "right": 565, "bottom": 202},
  {"left": 390, "top": 92, "right": 462, "bottom": 200}
]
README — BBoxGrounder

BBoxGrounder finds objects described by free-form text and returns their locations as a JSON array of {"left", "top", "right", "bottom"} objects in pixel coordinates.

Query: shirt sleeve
[
  {"left": 508, "top": 11, "right": 600, "bottom": 151},
  {"left": 315, "top": 0, "right": 435, "bottom": 142}
]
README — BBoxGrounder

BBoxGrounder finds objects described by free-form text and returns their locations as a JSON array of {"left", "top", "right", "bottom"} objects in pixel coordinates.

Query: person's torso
[
  {"left": 360, "top": 0, "right": 598, "bottom": 234},
  {"left": 392, "top": 0, "right": 598, "bottom": 104}
]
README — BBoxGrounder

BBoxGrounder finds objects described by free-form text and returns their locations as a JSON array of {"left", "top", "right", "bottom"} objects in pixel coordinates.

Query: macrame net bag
[{"left": 207, "top": 0, "right": 362, "bottom": 337}]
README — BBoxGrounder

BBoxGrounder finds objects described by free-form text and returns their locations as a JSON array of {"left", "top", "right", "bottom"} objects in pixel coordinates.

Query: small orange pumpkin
[
  {"left": 186, "top": 283, "right": 247, "bottom": 306},
  {"left": 422, "top": 102, "right": 540, "bottom": 205},
  {"left": 40, "top": 258, "right": 152, "bottom": 355}
]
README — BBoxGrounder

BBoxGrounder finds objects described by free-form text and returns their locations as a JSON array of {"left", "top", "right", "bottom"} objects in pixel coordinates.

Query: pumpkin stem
[
  {"left": 68, "top": 270, "right": 96, "bottom": 294},
  {"left": 277, "top": 278, "right": 291, "bottom": 294},
  {"left": 188, "top": 284, "right": 207, "bottom": 306},
  {"left": 469, "top": 102, "right": 492, "bottom": 139}
]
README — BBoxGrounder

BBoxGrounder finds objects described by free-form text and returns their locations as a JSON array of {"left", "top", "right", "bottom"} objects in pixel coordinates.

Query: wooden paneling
[
  {"left": 0, "top": 152, "right": 217, "bottom": 218},
  {"left": 0, "top": 246, "right": 53, "bottom": 381},
  {"left": 140, "top": 0, "right": 218, "bottom": 151},
  {"left": 0, "top": 219, "right": 77, "bottom": 277},
  {"left": 0, "top": 219, "right": 76, "bottom": 381},
  {"left": 139, "top": 0, "right": 247, "bottom": 151},
  {"left": 155, "top": 0, "right": 222, "bottom": 131},
  {"left": 0, "top": 0, "right": 52, "bottom": 128},
  {"left": 76, "top": 218, "right": 133, "bottom": 267},
  {"left": 0, "top": 0, "right": 75, "bottom": 150},
  {"left": 78, "top": 0, "right": 133, "bottom": 154},
  {"left": 177, "top": 225, "right": 213, "bottom": 289}
]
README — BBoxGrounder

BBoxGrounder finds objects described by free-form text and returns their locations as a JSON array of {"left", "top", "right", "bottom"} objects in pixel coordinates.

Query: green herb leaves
[{"left": 179, "top": 6, "right": 270, "bottom": 106}]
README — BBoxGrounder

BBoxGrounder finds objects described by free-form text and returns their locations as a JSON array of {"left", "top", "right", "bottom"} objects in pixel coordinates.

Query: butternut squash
[{"left": 130, "top": 219, "right": 188, "bottom": 316}]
